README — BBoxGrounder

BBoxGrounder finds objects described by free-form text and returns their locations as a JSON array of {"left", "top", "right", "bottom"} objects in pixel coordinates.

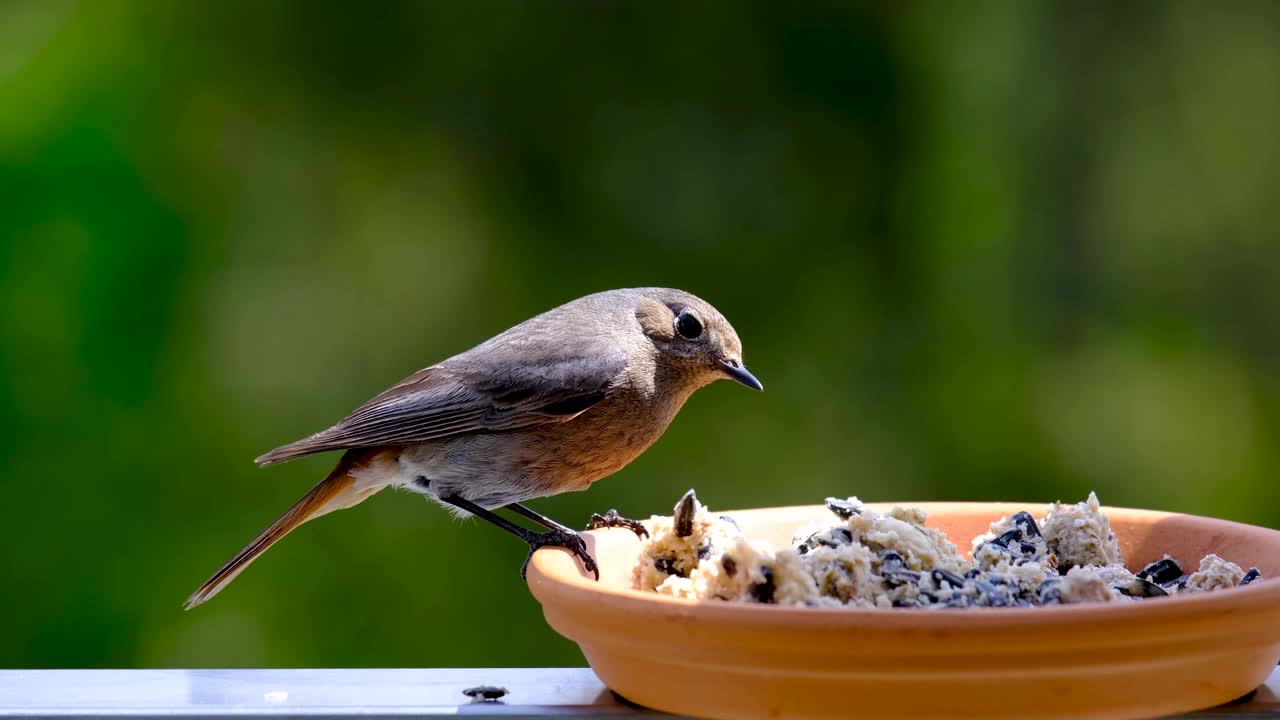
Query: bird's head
[{"left": 635, "top": 288, "right": 763, "bottom": 392}]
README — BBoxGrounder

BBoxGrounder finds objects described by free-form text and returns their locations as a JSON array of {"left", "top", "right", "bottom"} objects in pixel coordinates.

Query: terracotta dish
[{"left": 526, "top": 502, "right": 1280, "bottom": 720}]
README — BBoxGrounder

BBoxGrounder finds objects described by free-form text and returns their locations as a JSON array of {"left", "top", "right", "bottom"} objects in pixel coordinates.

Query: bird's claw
[
  {"left": 585, "top": 509, "right": 649, "bottom": 539},
  {"left": 521, "top": 528, "right": 599, "bottom": 581}
]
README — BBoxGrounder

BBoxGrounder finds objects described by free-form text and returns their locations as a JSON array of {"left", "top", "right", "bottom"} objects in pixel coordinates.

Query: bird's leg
[
  {"left": 438, "top": 495, "right": 599, "bottom": 580},
  {"left": 585, "top": 508, "right": 649, "bottom": 539},
  {"left": 504, "top": 500, "right": 647, "bottom": 540},
  {"left": 503, "top": 503, "right": 575, "bottom": 533}
]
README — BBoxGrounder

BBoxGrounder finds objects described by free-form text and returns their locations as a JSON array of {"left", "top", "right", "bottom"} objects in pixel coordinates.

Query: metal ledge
[{"left": 2, "top": 667, "right": 1277, "bottom": 718}]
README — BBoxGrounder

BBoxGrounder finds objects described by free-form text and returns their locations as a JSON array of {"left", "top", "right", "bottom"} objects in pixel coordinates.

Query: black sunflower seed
[
  {"left": 654, "top": 557, "right": 683, "bottom": 577},
  {"left": 1117, "top": 577, "right": 1168, "bottom": 598},
  {"left": 1136, "top": 558, "right": 1183, "bottom": 586},
  {"left": 1010, "top": 511, "right": 1041, "bottom": 539},
  {"left": 674, "top": 489, "right": 698, "bottom": 537},
  {"left": 883, "top": 569, "right": 923, "bottom": 587},
  {"left": 990, "top": 529, "right": 1023, "bottom": 549},
  {"left": 824, "top": 497, "right": 862, "bottom": 520},
  {"left": 797, "top": 527, "right": 853, "bottom": 555},
  {"left": 931, "top": 568, "right": 966, "bottom": 589},
  {"left": 750, "top": 566, "right": 776, "bottom": 603}
]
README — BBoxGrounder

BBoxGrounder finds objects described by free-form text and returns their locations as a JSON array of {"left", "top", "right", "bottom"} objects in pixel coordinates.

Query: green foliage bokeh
[{"left": 2, "top": 1, "right": 1279, "bottom": 668}]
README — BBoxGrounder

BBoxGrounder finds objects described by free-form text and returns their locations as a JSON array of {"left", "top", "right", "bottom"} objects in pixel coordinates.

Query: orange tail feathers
[{"left": 184, "top": 448, "right": 392, "bottom": 609}]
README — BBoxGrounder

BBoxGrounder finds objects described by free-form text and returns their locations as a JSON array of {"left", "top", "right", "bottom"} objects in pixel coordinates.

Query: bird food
[{"left": 632, "top": 490, "right": 1261, "bottom": 608}]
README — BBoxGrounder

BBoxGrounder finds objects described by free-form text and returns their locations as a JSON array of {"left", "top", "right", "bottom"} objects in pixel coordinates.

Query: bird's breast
[{"left": 524, "top": 386, "right": 691, "bottom": 487}]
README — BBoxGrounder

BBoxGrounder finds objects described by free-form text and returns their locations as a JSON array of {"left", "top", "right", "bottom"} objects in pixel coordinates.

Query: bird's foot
[
  {"left": 521, "top": 528, "right": 599, "bottom": 581},
  {"left": 585, "top": 509, "right": 649, "bottom": 539}
]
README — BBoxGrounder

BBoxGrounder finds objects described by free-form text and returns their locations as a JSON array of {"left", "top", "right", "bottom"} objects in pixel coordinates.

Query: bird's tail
[{"left": 184, "top": 448, "right": 390, "bottom": 609}]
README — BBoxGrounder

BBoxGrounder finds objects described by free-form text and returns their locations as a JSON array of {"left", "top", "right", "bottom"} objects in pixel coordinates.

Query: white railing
[{"left": 1, "top": 667, "right": 1275, "bottom": 718}]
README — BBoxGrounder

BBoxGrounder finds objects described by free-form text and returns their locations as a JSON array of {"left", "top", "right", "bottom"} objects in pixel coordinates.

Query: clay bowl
[{"left": 526, "top": 502, "right": 1280, "bottom": 720}]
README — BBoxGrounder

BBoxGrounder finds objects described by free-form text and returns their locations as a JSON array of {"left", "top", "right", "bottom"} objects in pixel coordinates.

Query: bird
[{"left": 184, "top": 287, "right": 762, "bottom": 609}]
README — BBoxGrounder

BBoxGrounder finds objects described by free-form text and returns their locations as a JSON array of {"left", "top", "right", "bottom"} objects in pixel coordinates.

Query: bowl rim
[{"left": 528, "top": 500, "right": 1280, "bottom": 629}]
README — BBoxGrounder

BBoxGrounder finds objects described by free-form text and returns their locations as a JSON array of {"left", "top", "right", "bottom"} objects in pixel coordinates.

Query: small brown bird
[{"left": 185, "top": 287, "right": 761, "bottom": 608}]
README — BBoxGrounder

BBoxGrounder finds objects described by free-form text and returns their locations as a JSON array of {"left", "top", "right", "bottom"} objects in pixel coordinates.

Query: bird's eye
[{"left": 675, "top": 311, "right": 703, "bottom": 340}]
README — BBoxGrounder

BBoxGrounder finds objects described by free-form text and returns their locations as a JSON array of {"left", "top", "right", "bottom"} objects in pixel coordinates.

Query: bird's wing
[{"left": 254, "top": 347, "right": 628, "bottom": 465}]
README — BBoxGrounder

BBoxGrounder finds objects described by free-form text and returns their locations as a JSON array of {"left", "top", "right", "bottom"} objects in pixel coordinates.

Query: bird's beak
[{"left": 717, "top": 358, "right": 764, "bottom": 391}]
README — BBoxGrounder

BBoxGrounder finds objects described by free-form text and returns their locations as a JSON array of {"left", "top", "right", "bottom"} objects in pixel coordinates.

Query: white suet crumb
[
  {"left": 1185, "top": 554, "right": 1245, "bottom": 592},
  {"left": 851, "top": 507, "right": 966, "bottom": 574},
  {"left": 1041, "top": 491, "right": 1123, "bottom": 570},
  {"left": 1088, "top": 563, "right": 1137, "bottom": 590},
  {"left": 1059, "top": 567, "right": 1116, "bottom": 604}
]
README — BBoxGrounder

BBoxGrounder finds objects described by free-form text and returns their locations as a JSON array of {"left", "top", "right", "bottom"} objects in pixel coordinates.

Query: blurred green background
[{"left": 3, "top": 0, "right": 1279, "bottom": 669}]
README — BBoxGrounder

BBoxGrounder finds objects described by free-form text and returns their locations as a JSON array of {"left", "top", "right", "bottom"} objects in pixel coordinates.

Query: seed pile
[{"left": 632, "top": 490, "right": 1262, "bottom": 608}]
